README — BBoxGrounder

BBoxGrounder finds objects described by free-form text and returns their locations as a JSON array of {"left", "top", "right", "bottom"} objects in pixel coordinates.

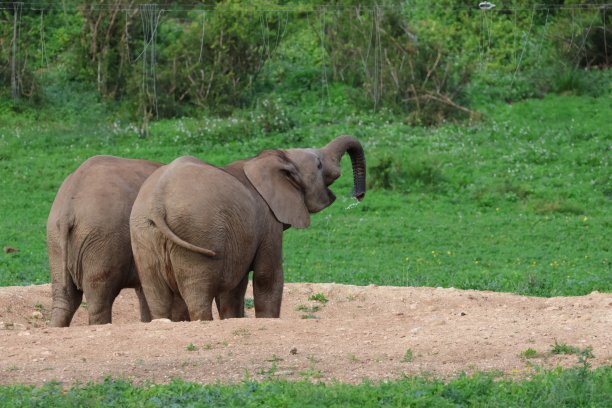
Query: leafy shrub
[
  {"left": 549, "top": 4, "right": 612, "bottom": 69},
  {"left": 251, "top": 97, "right": 295, "bottom": 134},
  {"left": 2, "top": 0, "right": 609, "bottom": 121},
  {"left": 318, "top": 2, "right": 475, "bottom": 124},
  {"left": 368, "top": 154, "right": 446, "bottom": 193},
  {"left": 0, "top": 5, "right": 61, "bottom": 104},
  {"left": 467, "top": 63, "right": 611, "bottom": 108},
  {"left": 550, "top": 66, "right": 611, "bottom": 96},
  {"left": 551, "top": 340, "right": 594, "bottom": 358},
  {"left": 74, "top": 1, "right": 287, "bottom": 118}
]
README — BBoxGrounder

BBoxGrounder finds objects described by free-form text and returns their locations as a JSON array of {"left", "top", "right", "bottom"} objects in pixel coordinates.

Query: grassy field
[
  {"left": 0, "top": 366, "right": 610, "bottom": 407},
  {"left": 0, "top": 94, "right": 610, "bottom": 296},
  {"left": 0, "top": 94, "right": 610, "bottom": 403}
]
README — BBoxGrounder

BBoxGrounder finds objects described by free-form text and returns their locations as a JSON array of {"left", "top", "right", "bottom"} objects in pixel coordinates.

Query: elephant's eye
[{"left": 317, "top": 160, "right": 322, "bottom": 170}]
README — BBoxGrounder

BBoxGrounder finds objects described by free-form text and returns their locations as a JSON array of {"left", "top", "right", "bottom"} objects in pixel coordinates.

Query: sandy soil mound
[{"left": 0, "top": 283, "right": 610, "bottom": 386}]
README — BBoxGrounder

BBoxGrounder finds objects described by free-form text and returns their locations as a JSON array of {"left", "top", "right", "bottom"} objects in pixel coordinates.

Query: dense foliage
[
  {"left": 1, "top": 1, "right": 610, "bottom": 124},
  {"left": 0, "top": 366, "right": 610, "bottom": 407}
]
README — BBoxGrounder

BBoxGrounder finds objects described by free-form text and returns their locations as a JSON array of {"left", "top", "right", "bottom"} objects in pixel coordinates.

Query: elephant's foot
[
  {"left": 86, "top": 304, "right": 113, "bottom": 325},
  {"left": 188, "top": 306, "right": 214, "bottom": 321},
  {"left": 49, "top": 307, "right": 77, "bottom": 327}
]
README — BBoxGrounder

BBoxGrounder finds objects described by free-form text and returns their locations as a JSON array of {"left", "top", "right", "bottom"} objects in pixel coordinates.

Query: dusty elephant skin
[
  {"left": 130, "top": 136, "right": 366, "bottom": 321},
  {"left": 47, "top": 156, "right": 162, "bottom": 327}
]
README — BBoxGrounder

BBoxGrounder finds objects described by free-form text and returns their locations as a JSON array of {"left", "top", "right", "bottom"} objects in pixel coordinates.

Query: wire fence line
[{"left": 0, "top": 2, "right": 609, "bottom": 12}]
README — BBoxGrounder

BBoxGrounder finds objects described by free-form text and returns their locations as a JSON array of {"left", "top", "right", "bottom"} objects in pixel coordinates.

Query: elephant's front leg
[{"left": 252, "top": 242, "right": 284, "bottom": 318}]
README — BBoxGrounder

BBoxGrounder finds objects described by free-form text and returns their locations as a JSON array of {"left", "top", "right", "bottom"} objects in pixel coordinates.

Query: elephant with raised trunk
[
  {"left": 130, "top": 136, "right": 366, "bottom": 321},
  {"left": 47, "top": 156, "right": 164, "bottom": 327}
]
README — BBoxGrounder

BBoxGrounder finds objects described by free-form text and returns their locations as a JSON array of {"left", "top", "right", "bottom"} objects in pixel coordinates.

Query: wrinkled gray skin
[
  {"left": 130, "top": 136, "right": 366, "bottom": 321},
  {"left": 47, "top": 156, "right": 174, "bottom": 327}
]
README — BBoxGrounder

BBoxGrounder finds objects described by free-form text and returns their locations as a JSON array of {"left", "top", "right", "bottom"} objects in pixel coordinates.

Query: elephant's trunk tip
[{"left": 354, "top": 191, "right": 365, "bottom": 201}]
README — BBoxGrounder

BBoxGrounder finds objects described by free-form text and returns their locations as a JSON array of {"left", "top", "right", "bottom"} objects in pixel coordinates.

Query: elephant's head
[{"left": 244, "top": 136, "right": 366, "bottom": 229}]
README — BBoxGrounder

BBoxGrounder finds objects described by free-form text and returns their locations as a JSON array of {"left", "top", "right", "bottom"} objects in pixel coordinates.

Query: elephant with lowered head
[
  {"left": 130, "top": 136, "right": 366, "bottom": 321},
  {"left": 47, "top": 156, "right": 165, "bottom": 326}
]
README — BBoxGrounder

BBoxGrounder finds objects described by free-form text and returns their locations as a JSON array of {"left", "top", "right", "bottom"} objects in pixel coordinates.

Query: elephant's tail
[
  {"left": 56, "top": 214, "right": 75, "bottom": 290},
  {"left": 149, "top": 208, "right": 216, "bottom": 257}
]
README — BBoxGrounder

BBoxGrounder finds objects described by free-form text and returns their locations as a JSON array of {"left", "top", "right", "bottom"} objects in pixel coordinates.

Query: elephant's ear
[{"left": 244, "top": 151, "right": 310, "bottom": 229}]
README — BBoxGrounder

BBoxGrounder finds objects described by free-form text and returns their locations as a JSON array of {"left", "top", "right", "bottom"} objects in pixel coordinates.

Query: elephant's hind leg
[
  {"left": 84, "top": 295, "right": 114, "bottom": 325},
  {"left": 132, "top": 243, "right": 175, "bottom": 320},
  {"left": 216, "top": 274, "right": 249, "bottom": 319},
  {"left": 50, "top": 278, "right": 83, "bottom": 327},
  {"left": 181, "top": 284, "right": 215, "bottom": 321},
  {"left": 172, "top": 258, "right": 216, "bottom": 321},
  {"left": 135, "top": 286, "right": 152, "bottom": 322},
  {"left": 171, "top": 295, "right": 189, "bottom": 321},
  {"left": 49, "top": 238, "right": 82, "bottom": 327},
  {"left": 82, "top": 277, "right": 121, "bottom": 325}
]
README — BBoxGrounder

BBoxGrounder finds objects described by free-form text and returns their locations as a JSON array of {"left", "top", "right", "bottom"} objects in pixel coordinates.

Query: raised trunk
[{"left": 321, "top": 135, "right": 367, "bottom": 200}]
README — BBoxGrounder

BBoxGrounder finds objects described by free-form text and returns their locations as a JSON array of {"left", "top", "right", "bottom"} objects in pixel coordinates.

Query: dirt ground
[{"left": 0, "top": 283, "right": 610, "bottom": 386}]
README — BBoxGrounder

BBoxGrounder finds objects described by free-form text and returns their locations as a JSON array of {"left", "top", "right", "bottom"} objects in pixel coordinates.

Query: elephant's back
[
  {"left": 161, "top": 158, "right": 261, "bottom": 252},
  {"left": 73, "top": 156, "right": 161, "bottom": 215},
  {"left": 48, "top": 156, "right": 160, "bottom": 287},
  {"left": 168, "top": 160, "right": 258, "bottom": 222}
]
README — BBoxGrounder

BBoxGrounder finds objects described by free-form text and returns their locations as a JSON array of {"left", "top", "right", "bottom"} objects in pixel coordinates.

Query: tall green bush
[
  {"left": 74, "top": 0, "right": 288, "bottom": 120},
  {"left": 0, "top": 0, "right": 609, "bottom": 120},
  {"left": 316, "top": 2, "right": 476, "bottom": 124}
]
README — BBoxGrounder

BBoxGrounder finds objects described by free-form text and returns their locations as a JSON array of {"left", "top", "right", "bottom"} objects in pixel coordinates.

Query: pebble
[{"left": 151, "top": 318, "right": 172, "bottom": 323}]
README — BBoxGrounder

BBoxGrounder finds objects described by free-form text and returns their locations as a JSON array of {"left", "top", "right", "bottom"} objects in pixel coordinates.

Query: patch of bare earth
[{"left": 0, "top": 283, "right": 610, "bottom": 386}]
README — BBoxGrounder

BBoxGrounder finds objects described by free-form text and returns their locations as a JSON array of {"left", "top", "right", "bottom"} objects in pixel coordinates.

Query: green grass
[
  {"left": 185, "top": 343, "right": 198, "bottom": 352},
  {"left": 402, "top": 348, "right": 414, "bottom": 363},
  {"left": 0, "top": 94, "right": 610, "bottom": 296},
  {"left": 244, "top": 298, "right": 255, "bottom": 310},
  {"left": 295, "top": 304, "right": 321, "bottom": 313},
  {"left": 0, "top": 93, "right": 610, "bottom": 405},
  {"left": 308, "top": 293, "right": 329, "bottom": 304},
  {"left": 520, "top": 348, "right": 540, "bottom": 359},
  {"left": 0, "top": 367, "right": 609, "bottom": 407},
  {"left": 551, "top": 341, "right": 594, "bottom": 359}
]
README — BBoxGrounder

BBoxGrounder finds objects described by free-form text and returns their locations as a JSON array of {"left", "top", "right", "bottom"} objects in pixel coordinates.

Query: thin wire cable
[
  {"left": 535, "top": 8, "right": 551, "bottom": 59},
  {"left": 260, "top": 12, "right": 270, "bottom": 60},
  {"left": 39, "top": 9, "right": 49, "bottom": 68},
  {"left": 605, "top": 6, "right": 609, "bottom": 66},
  {"left": 486, "top": 7, "right": 494, "bottom": 65},
  {"left": 373, "top": 5, "right": 383, "bottom": 109},
  {"left": 198, "top": 10, "right": 206, "bottom": 63},
  {"left": 318, "top": 8, "right": 330, "bottom": 110},
  {"left": 1, "top": 2, "right": 608, "bottom": 13},
  {"left": 11, "top": 1, "right": 23, "bottom": 101},
  {"left": 513, "top": 7, "right": 518, "bottom": 67},
  {"left": 573, "top": 11, "right": 597, "bottom": 67},
  {"left": 512, "top": 4, "right": 536, "bottom": 86},
  {"left": 124, "top": 8, "right": 133, "bottom": 65},
  {"left": 480, "top": 6, "right": 495, "bottom": 69},
  {"left": 140, "top": 4, "right": 162, "bottom": 119}
]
